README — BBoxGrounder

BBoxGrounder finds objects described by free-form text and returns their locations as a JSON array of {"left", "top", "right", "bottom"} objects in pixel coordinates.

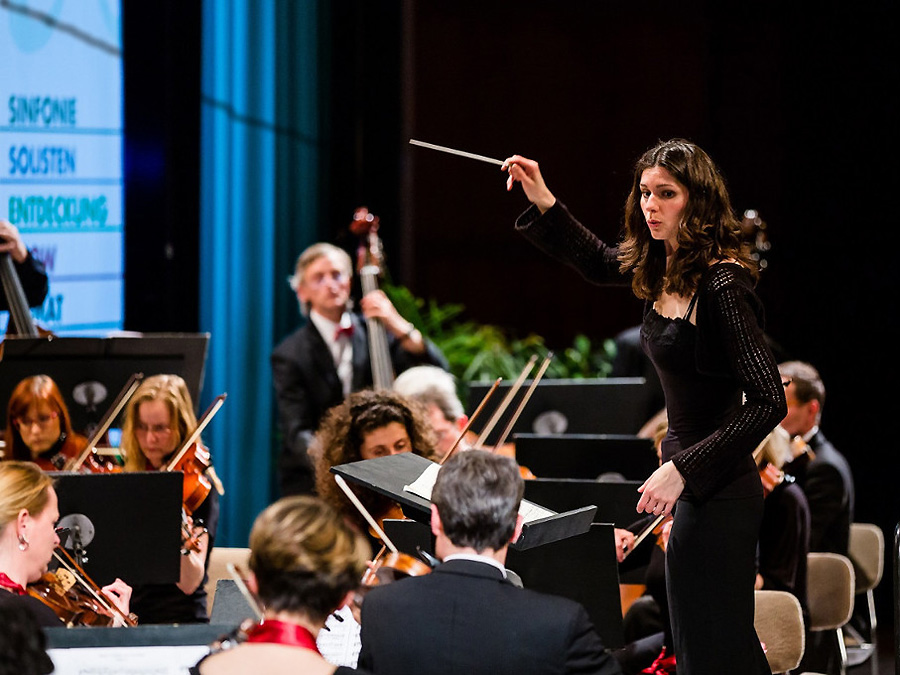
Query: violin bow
[
  {"left": 474, "top": 355, "right": 538, "bottom": 448},
  {"left": 493, "top": 353, "right": 553, "bottom": 449},
  {"left": 622, "top": 513, "right": 668, "bottom": 561},
  {"left": 52, "top": 547, "right": 137, "bottom": 626},
  {"left": 439, "top": 377, "right": 502, "bottom": 465},
  {"left": 66, "top": 372, "right": 144, "bottom": 472},
  {"left": 226, "top": 563, "right": 265, "bottom": 622},
  {"left": 333, "top": 474, "right": 399, "bottom": 554},
  {"left": 164, "top": 393, "right": 227, "bottom": 472}
]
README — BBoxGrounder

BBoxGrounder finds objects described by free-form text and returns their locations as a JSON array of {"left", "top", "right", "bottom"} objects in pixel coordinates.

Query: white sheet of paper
[
  {"left": 316, "top": 605, "right": 361, "bottom": 668},
  {"left": 403, "top": 461, "right": 441, "bottom": 500},
  {"left": 404, "top": 462, "right": 555, "bottom": 524},
  {"left": 48, "top": 644, "right": 209, "bottom": 674}
]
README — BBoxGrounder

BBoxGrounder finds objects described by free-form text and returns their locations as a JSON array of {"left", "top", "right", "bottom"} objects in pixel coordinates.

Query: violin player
[
  {"left": 3, "top": 375, "right": 89, "bottom": 470},
  {"left": 191, "top": 495, "right": 372, "bottom": 675},
  {"left": 119, "top": 374, "right": 220, "bottom": 624},
  {"left": 0, "top": 219, "right": 48, "bottom": 315},
  {"left": 357, "top": 450, "right": 622, "bottom": 675},
  {"left": 271, "top": 242, "right": 448, "bottom": 498},
  {"left": 312, "top": 389, "right": 438, "bottom": 548},
  {"left": 0, "top": 461, "right": 132, "bottom": 627},
  {"left": 392, "top": 366, "right": 473, "bottom": 458}
]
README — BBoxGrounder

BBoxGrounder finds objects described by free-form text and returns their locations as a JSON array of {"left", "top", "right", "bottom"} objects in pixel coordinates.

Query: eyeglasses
[
  {"left": 303, "top": 270, "right": 348, "bottom": 288},
  {"left": 14, "top": 412, "right": 59, "bottom": 428},
  {"left": 135, "top": 423, "right": 173, "bottom": 435}
]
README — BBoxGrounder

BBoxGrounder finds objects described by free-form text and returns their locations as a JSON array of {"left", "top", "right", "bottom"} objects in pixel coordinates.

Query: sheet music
[
  {"left": 403, "top": 462, "right": 441, "bottom": 500},
  {"left": 48, "top": 645, "right": 209, "bottom": 674},
  {"left": 404, "top": 462, "right": 554, "bottom": 523},
  {"left": 316, "top": 605, "right": 361, "bottom": 668}
]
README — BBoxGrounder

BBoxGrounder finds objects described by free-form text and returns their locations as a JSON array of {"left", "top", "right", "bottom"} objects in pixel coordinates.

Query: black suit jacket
[
  {"left": 270, "top": 313, "right": 448, "bottom": 495},
  {"left": 0, "top": 252, "right": 48, "bottom": 311},
  {"left": 783, "top": 430, "right": 854, "bottom": 556},
  {"left": 358, "top": 558, "right": 622, "bottom": 675}
]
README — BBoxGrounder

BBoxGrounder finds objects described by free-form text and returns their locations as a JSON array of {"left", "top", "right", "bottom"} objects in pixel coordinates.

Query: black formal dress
[
  {"left": 782, "top": 430, "right": 854, "bottom": 556},
  {"left": 358, "top": 558, "right": 622, "bottom": 675},
  {"left": 517, "top": 202, "right": 786, "bottom": 675},
  {"left": 271, "top": 312, "right": 448, "bottom": 496}
]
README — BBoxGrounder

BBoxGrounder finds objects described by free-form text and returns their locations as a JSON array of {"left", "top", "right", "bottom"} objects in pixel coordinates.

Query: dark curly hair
[
  {"left": 617, "top": 138, "right": 757, "bottom": 300},
  {"left": 313, "top": 389, "right": 437, "bottom": 533}
]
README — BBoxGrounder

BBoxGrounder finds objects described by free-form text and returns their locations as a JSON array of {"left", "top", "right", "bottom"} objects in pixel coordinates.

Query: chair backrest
[
  {"left": 204, "top": 546, "right": 252, "bottom": 614},
  {"left": 754, "top": 590, "right": 806, "bottom": 674},
  {"left": 848, "top": 522, "right": 884, "bottom": 593},
  {"left": 806, "top": 552, "right": 855, "bottom": 631}
]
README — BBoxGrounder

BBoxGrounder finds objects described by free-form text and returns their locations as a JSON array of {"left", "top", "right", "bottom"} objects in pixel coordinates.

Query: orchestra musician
[
  {"left": 392, "top": 365, "right": 472, "bottom": 458},
  {"left": 271, "top": 242, "right": 448, "bottom": 498},
  {"left": 506, "top": 140, "right": 786, "bottom": 674},
  {"left": 357, "top": 450, "right": 622, "bottom": 675},
  {"left": 0, "top": 461, "right": 132, "bottom": 628},
  {"left": 3, "top": 375, "right": 89, "bottom": 470},
  {"left": 119, "top": 374, "right": 220, "bottom": 624},
  {"left": 190, "top": 495, "right": 372, "bottom": 675},
  {"left": 0, "top": 219, "right": 48, "bottom": 314},
  {"left": 312, "top": 389, "right": 438, "bottom": 546}
]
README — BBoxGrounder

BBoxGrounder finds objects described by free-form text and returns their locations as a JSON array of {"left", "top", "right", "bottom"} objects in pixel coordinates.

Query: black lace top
[{"left": 516, "top": 201, "right": 786, "bottom": 501}]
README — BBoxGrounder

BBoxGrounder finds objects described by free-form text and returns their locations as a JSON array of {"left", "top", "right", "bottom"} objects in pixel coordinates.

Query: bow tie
[{"left": 334, "top": 324, "right": 355, "bottom": 340}]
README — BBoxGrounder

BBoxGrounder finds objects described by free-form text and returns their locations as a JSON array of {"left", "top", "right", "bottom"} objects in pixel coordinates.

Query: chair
[
  {"left": 754, "top": 590, "right": 805, "bottom": 674},
  {"left": 846, "top": 522, "right": 884, "bottom": 652},
  {"left": 805, "top": 552, "right": 855, "bottom": 674},
  {"left": 204, "top": 546, "right": 251, "bottom": 615}
]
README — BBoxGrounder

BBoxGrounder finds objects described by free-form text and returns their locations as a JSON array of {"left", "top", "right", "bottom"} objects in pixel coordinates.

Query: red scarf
[
  {"left": 245, "top": 619, "right": 320, "bottom": 653},
  {"left": 0, "top": 572, "right": 27, "bottom": 595}
]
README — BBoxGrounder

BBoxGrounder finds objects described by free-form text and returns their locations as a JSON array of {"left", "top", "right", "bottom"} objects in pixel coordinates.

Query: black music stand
[
  {"left": 466, "top": 377, "right": 651, "bottom": 441},
  {"left": 514, "top": 434, "right": 658, "bottom": 481},
  {"left": 524, "top": 478, "right": 644, "bottom": 528},
  {"left": 331, "top": 453, "right": 596, "bottom": 550},
  {"left": 0, "top": 334, "right": 209, "bottom": 433},
  {"left": 380, "top": 519, "right": 625, "bottom": 650},
  {"left": 51, "top": 471, "right": 182, "bottom": 587}
]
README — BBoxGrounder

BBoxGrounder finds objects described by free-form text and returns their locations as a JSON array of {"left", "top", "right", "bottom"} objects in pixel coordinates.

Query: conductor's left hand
[{"left": 636, "top": 461, "right": 685, "bottom": 517}]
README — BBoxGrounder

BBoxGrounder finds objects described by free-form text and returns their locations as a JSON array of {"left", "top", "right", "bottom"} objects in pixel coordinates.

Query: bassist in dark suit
[
  {"left": 0, "top": 220, "right": 48, "bottom": 314},
  {"left": 271, "top": 242, "right": 447, "bottom": 497}
]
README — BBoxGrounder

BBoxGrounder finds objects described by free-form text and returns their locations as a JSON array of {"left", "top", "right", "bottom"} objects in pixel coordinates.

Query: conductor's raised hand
[
  {"left": 636, "top": 461, "right": 685, "bottom": 517},
  {"left": 503, "top": 155, "right": 557, "bottom": 214}
]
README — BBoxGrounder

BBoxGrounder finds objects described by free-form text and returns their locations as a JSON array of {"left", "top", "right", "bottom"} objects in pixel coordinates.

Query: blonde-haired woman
[
  {"left": 120, "top": 374, "right": 220, "bottom": 624},
  {"left": 192, "top": 496, "right": 371, "bottom": 674},
  {"left": 0, "top": 461, "right": 131, "bottom": 627}
]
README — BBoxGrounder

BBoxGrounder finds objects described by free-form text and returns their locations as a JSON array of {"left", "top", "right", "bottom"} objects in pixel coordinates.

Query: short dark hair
[{"left": 432, "top": 450, "right": 524, "bottom": 552}]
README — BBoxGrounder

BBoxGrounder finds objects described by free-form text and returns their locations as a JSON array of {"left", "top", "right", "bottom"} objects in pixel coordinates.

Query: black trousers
[{"left": 666, "top": 494, "right": 771, "bottom": 675}]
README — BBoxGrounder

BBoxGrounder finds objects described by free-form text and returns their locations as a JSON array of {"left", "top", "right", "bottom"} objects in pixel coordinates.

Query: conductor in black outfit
[
  {"left": 505, "top": 140, "right": 786, "bottom": 674},
  {"left": 358, "top": 449, "right": 622, "bottom": 675},
  {"left": 271, "top": 242, "right": 447, "bottom": 497},
  {"left": 0, "top": 220, "right": 48, "bottom": 312}
]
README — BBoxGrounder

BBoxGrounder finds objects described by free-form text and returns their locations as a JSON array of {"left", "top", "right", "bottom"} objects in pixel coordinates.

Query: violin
[
  {"left": 163, "top": 394, "right": 226, "bottom": 515},
  {"left": 27, "top": 547, "right": 137, "bottom": 627},
  {"left": 350, "top": 206, "right": 394, "bottom": 390},
  {"left": 353, "top": 547, "right": 432, "bottom": 612}
]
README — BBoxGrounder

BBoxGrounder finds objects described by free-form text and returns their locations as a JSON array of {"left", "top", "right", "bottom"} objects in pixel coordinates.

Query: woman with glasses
[
  {"left": 119, "top": 374, "right": 220, "bottom": 624},
  {"left": 3, "top": 375, "right": 89, "bottom": 470}
]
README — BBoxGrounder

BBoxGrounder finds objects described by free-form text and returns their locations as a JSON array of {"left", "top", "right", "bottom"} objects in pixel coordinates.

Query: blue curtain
[{"left": 199, "top": 0, "right": 323, "bottom": 546}]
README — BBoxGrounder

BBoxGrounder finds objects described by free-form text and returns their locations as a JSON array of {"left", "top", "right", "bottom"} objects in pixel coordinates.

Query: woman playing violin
[
  {"left": 120, "top": 374, "right": 220, "bottom": 624},
  {"left": 0, "top": 461, "right": 132, "bottom": 627},
  {"left": 191, "top": 496, "right": 371, "bottom": 675},
  {"left": 312, "top": 389, "right": 437, "bottom": 546},
  {"left": 3, "top": 375, "right": 89, "bottom": 471}
]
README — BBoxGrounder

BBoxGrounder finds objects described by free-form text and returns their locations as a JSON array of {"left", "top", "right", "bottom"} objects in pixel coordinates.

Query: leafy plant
[{"left": 383, "top": 283, "right": 616, "bottom": 388}]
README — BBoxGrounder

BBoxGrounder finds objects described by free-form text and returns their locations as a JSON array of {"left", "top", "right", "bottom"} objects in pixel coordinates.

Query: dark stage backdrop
[{"left": 123, "top": 1, "right": 897, "bottom": 622}]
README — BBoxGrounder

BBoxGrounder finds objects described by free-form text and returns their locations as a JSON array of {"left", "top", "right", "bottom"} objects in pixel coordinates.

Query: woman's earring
[{"left": 18, "top": 535, "right": 29, "bottom": 552}]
